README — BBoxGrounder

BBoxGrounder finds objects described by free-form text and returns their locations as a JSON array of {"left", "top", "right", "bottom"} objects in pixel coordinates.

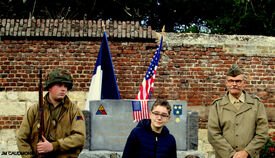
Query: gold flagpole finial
[
  {"left": 156, "top": 25, "right": 165, "bottom": 43},
  {"left": 102, "top": 21, "right": 106, "bottom": 32},
  {"left": 160, "top": 25, "right": 165, "bottom": 42},
  {"left": 161, "top": 25, "right": 165, "bottom": 33},
  {"left": 161, "top": 25, "right": 165, "bottom": 40}
]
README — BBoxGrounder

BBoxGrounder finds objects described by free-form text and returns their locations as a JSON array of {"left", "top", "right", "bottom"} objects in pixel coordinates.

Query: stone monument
[
  {"left": 80, "top": 99, "right": 203, "bottom": 158},
  {"left": 87, "top": 100, "right": 197, "bottom": 150}
]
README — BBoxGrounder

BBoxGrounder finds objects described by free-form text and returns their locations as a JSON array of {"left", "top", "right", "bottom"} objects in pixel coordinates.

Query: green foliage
[
  {"left": 206, "top": 0, "right": 275, "bottom": 36},
  {"left": 0, "top": 0, "right": 274, "bottom": 36},
  {"left": 260, "top": 131, "right": 275, "bottom": 158}
]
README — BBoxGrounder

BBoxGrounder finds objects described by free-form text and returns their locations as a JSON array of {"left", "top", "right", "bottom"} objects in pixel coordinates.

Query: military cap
[
  {"left": 226, "top": 64, "right": 244, "bottom": 77},
  {"left": 44, "top": 69, "right": 73, "bottom": 90}
]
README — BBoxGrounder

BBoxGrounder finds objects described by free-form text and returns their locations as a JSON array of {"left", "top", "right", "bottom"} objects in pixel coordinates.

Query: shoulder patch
[{"left": 76, "top": 111, "right": 84, "bottom": 121}]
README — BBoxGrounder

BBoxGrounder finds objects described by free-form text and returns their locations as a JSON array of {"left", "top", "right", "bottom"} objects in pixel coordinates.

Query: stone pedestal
[
  {"left": 88, "top": 100, "right": 189, "bottom": 151},
  {"left": 79, "top": 150, "right": 205, "bottom": 158}
]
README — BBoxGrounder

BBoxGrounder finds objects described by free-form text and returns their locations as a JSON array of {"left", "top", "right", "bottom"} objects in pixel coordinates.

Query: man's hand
[
  {"left": 37, "top": 135, "right": 53, "bottom": 153},
  {"left": 233, "top": 150, "right": 249, "bottom": 158}
]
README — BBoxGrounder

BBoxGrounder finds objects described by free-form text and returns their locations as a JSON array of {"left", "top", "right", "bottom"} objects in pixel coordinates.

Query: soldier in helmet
[
  {"left": 17, "top": 69, "right": 86, "bottom": 158},
  {"left": 207, "top": 64, "right": 268, "bottom": 158}
]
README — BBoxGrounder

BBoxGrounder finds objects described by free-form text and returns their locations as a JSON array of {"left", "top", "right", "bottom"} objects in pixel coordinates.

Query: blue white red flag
[
  {"left": 133, "top": 36, "right": 163, "bottom": 122},
  {"left": 85, "top": 32, "right": 120, "bottom": 110}
]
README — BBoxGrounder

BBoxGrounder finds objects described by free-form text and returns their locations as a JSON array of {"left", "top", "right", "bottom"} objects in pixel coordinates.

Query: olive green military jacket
[
  {"left": 208, "top": 91, "right": 268, "bottom": 158},
  {"left": 16, "top": 94, "right": 86, "bottom": 158}
]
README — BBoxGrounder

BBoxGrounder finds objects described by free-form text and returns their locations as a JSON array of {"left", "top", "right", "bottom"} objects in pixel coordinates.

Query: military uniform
[
  {"left": 17, "top": 94, "right": 86, "bottom": 158},
  {"left": 16, "top": 69, "right": 86, "bottom": 158},
  {"left": 208, "top": 91, "right": 268, "bottom": 158},
  {"left": 207, "top": 65, "right": 268, "bottom": 158},
  {"left": 228, "top": 92, "right": 245, "bottom": 110}
]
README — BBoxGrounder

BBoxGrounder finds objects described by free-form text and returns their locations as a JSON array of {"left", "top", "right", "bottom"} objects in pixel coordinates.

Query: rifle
[{"left": 37, "top": 69, "right": 44, "bottom": 157}]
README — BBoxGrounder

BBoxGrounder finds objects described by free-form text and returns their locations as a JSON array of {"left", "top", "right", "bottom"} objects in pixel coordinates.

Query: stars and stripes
[
  {"left": 135, "top": 36, "right": 163, "bottom": 100},
  {"left": 133, "top": 36, "right": 163, "bottom": 122},
  {"left": 132, "top": 100, "right": 150, "bottom": 122}
]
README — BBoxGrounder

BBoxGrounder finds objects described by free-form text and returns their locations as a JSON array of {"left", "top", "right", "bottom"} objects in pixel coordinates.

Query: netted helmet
[{"left": 44, "top": 69, "right": 73, "bottom": 90}]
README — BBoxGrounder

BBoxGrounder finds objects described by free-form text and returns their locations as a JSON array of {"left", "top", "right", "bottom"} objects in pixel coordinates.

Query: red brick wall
[
  {"left": 0, "top": 39, "right": 274, "bottom": 129},
  {"left": 1, "top": 40, "right": 273, "bottom": 103},
  {"left": 0, "top": 19, "right": 274, "bottom": 129},
  {"left": 0, "top": 116, "right": 23, "bottom": 130}
]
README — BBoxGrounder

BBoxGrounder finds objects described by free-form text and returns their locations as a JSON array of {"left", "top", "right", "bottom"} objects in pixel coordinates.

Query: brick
[
  {"left": 5, "top": 121, "right": 12, "bottom": 125},
  {"left": 16, "top": 117, "right": 23, "bottom": 120},
  {"left": 13, "top": 121, "right": 19, "bottom": 125},
  {"left": 3, "top": 125, "right": 9, "bottom": 129},
  {"left": 190, "top": 68, "right": 203, "bottom": 71},
  {"left": 2, "top": 117, "right": 9, "bottom": 120},
  {"left": 10, "top": 116, "right": 16, "bottom": 120}
]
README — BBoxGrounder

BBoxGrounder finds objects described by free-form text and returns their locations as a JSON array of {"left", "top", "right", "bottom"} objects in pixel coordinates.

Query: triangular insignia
[{"left": 96, "top": 104, "right": 107, "bottom": 115}]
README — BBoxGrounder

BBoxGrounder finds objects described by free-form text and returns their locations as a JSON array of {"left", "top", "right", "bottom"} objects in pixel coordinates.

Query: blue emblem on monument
[{"left": 173, "top": 104, "right": 183, "bottom": 116}]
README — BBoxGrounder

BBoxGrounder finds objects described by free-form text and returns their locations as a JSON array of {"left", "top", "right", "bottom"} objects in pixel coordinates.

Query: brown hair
[{"left": 151, "top": 99, "right": 171, "bottom": 115}]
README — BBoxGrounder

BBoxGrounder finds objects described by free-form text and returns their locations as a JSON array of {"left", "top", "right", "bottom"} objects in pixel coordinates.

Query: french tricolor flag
[{"left": 85, "top": 32, "right": 120, "bottom": 110}]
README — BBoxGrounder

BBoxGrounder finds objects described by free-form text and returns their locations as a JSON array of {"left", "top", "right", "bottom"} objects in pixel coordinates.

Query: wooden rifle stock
[{"left": 37, "top": 69, "right": 44, "bottom": 157}]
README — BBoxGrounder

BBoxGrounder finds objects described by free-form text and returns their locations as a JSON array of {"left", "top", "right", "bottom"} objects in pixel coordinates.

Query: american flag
[
  {"left": 132, "top": 100, "right": 149, "bottom": 122},
  {"left": 133, "top": 36, "right": 163, "bottom": 122}
]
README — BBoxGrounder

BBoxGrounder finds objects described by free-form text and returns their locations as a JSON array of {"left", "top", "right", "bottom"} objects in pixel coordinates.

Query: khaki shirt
[
  {"left": 228, "top": 92, "right": 245, "bottom": 110},
  {"left": 208, "top": 91, "right": 268, "bottom": 158},
  {"left": 48, "top": 96, "right": 64, "bottom": 122},
  {"left": 16, "top": 93, "right": 86, "bottom": 158}
]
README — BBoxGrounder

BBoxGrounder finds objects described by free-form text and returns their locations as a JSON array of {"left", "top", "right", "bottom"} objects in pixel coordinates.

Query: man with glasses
[
  {"left": 122, "top": 99, "right": 177, "bottom": 158},
  {"left": 208, "top": 64, "right": 268, "bottom": 158}
]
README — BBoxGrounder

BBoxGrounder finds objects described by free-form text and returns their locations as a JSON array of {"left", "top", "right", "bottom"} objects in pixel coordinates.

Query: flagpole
[{"left": 132, "top": 26, "right": 165, "bottom": 122}]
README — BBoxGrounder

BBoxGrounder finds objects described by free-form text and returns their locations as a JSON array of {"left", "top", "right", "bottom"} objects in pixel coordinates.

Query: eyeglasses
[
  {"left": 151, "top": 111, "right": 169, "bottom": 118},
  {"left": 227, "top": 80, "right": 243, "bottom": 84}
]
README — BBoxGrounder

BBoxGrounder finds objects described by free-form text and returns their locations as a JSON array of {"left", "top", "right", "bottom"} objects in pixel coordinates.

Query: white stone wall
[
  {"left": 198, "top": 129, "right": 215, "bottom": 158},
  {"left": 0, "top": 91, "right": 88, "bottom": 115},
  {"left": 0, "top": 129, "right": 20, "bottom": 158},
  {"left": 0, "top": 91, "right": 87, "bottom": 157}
]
